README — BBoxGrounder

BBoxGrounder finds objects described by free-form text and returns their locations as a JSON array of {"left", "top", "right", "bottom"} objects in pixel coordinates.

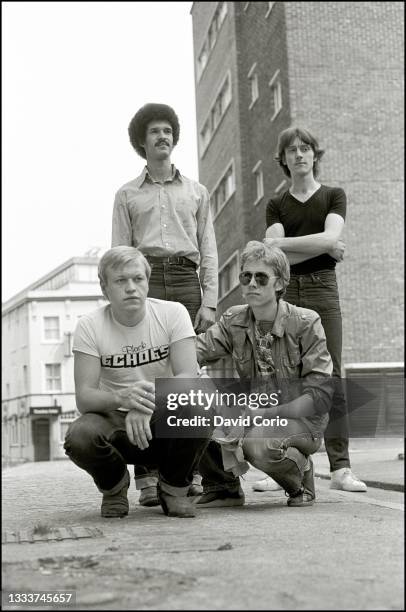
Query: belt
[{"left": 146, "top": 255, "right": 197, "bottom": 268}]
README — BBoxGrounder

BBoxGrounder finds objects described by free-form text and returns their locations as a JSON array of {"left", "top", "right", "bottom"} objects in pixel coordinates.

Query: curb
[{"left": 315, "top": 472, "right": 404, "bottom": 493}]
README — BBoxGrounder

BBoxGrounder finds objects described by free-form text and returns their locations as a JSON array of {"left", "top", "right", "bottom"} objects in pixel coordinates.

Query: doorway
[{"left": 32, "top": 418, "right": 50, "bottom": 461}]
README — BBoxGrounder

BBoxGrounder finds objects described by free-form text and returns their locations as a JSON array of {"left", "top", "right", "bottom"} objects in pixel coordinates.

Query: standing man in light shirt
[
  {"left": 112, "top": 103, "right": 218, "bottom": 505},
  {"left": 112, "top": 102, "right": 218, "bottom": 331}
]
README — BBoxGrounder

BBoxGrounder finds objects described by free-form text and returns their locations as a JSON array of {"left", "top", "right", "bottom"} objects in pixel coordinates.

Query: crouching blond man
[{"left": 64, "top": 246, "right": 210, "bottom": 518}]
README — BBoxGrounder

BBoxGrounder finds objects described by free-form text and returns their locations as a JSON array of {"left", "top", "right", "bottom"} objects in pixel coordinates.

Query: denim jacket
[{"left": 196, "top": 299, "right": 333, "bottom": 418}]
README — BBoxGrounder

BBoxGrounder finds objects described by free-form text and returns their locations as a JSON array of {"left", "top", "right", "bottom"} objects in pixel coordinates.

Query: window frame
[
  {"left": 269, "top": 69, "right": 282, "bottom": 121},
  {"left": 218, "top": 250, "right": 240, "bottom": 302},
  {"left": 252, "top": 160, "right": 264, "bottom": 206},
  {"left": 265, "top": 2, "right": 275, "bottom": 18},
  {"left": 199, "top": 71, "right": 232, "bottom": 157},
  {"left": 44, "top": 362, "right": 62, "bottom": 393},
  {"left": 42, "top": 315, "right": 61, "bottom": 343},
  {"left": 274, "top": 179, "right": 287, "bottom": 194},
  {"left": 248, "top": 62, "right": 259, "bottom": 109},
  {"left": 210, "top": 159, "right": 236, "bottom": 220},
  {"left": 196, "top": 1, "right": 228, "bottom": 82}
]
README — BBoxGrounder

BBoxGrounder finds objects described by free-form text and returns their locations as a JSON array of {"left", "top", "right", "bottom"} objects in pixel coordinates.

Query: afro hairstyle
[{"left": 128, "top": 103, "right": 180, "bottom": 159}]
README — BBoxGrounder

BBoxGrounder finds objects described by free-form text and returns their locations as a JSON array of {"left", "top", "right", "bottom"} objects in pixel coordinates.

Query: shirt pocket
[{"left": 282, "top": 350, "right": 302, "bottom": 375}]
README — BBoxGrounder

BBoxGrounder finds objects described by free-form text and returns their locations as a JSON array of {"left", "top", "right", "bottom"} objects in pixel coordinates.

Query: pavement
[
  {"left": 313, "top": 437, "right": 404, "bottom": 492},
  {"left": 2, "top": 438, "right": 404, "bottom": 610}
]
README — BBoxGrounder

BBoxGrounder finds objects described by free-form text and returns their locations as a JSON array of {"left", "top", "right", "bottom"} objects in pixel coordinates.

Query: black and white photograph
[{"left": 2, "top": 2, "right": 404, "bottom": 610}]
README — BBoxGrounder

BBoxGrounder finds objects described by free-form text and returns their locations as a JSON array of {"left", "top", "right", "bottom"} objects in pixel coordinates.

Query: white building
[{"left": 2, "top": 251, "right": 106, "bottom": 465}]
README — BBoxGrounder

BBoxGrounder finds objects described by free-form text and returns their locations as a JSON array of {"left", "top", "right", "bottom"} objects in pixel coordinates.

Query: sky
[{"left": 2, "top": 1, "right": 197, "bottom": 302}]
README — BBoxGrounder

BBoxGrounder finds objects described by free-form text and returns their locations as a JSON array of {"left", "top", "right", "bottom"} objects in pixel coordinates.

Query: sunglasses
[{"left": 239, "top": 272, "right": 278, "bottom": 286}]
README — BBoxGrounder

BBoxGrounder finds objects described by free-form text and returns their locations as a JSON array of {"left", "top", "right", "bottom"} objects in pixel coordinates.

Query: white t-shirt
[{"left": 73, "top": 298, "right": 195, "bottom": 408}]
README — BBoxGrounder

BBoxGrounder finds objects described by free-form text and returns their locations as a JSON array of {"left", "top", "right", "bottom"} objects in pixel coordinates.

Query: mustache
[{"left": 156, "top": 139, "right": 170, "bottom": 147}]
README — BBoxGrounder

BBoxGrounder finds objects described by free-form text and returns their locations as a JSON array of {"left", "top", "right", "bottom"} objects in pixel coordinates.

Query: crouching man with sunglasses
[{"left": 195, "top": 241, "right": 334, "bottom": 508}]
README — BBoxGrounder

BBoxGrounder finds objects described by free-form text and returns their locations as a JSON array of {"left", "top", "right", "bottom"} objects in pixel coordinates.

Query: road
[{"left": 2, "top": 459, "right": 404, "bottom": 610}]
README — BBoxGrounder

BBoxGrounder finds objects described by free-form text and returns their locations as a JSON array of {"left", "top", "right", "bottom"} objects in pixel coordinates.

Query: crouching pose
[
  {"left": 196, "top": 241, "right": 333, "bottom": 507},
  {"left": 64, "top": 246, "right": 210, "bottom": 518}
]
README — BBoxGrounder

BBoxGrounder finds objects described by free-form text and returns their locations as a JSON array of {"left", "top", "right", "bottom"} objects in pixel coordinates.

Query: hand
[
  {"left": 194, "top": 305, "right": 216, "bottom": 333},
  {"left": 116, "top": 380, "right": 155, "bottom": 414},
  {"left": 125, "top": 410, "right": 152, "bottom": 449},
  {"left": 328, "top": 239, "right": 345, "bottom": 262},
  {"left": 263, "top": 237, "right": 280, "bottom": 248}
]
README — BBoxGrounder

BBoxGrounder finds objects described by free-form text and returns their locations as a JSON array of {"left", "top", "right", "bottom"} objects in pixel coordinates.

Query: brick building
[
  {"left": 2, "top": 251, "right": 106, "bottom": 465},
  {"left": 191, "top": 1, "right": 404, "bottom": 368}
]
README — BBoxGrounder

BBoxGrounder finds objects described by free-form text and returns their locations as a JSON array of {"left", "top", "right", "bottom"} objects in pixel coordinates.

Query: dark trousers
[
  {"left": 64, "top": 405, "right": 210, "bottom": 494},
  {"left": 285, "top": 269, "right": 350, "bottom": 471},
  {"left": 133, "top": 259, "right": 203, "bottom": 486},
  {"left": 200, "top": 418, "right": 324, "bottom": 493},
  {"left": 148, "top": 259, "right": 202, "bottom": 323}
]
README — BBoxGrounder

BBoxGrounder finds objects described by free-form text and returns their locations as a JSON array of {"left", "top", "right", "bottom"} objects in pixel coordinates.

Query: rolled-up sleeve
[
  {"left": 300, "top": 312, "right": 334, "bottom": 415},
  {"left": 196, "top": 318, "right": 232, "bottom": 365},
  {"left": 112, "top": 190, "right": 132, "bottom": 246},
  {"left": 196, "top": 186, "right": 218, "bottom": 309}
]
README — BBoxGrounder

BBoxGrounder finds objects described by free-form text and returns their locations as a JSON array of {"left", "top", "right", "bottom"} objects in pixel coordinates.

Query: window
[
  {"left": 252, "top": 161, "right": 264, "bottom": 205},
  {"left": 197, "top": 44, "right": 208, "bottom": 78},
  {"left": 196, "top": 2, "right": 228, "bottom": 80},
  {"left": 211, "top": 162, "right": 235, "bottom": 218},
  {"left": 219, "top": 252, "right": 239, "bottom": 301},
  {"left": 45, "top": 363, "right": 62, "bottom": 392},
  {"left": 265, "top": 2, "right": 275, "bottom": 18},
  {"left": 269, "top": 69, "right": 282, "bottom": 120},
  {"left": 248, "top": 63, "right": 259, "bottom": 108},
  {"left": 200, "top": 73, "right": 232, "bottom": 154},
  {"left": 43, "top": 316, "right": 60, "bottom": 341}
]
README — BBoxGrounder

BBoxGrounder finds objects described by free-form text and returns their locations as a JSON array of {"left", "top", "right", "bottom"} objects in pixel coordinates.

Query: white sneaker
[
  {"left": 330, "top": 468, "right": 367, "bottom": 492},
  {"left": 252, "top": 476, "right": 283, "bottom": 492}
]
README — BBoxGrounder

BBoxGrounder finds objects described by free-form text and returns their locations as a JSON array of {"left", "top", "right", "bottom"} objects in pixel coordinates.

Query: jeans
[
  {"left": 64, "top": 403, "right": 211, "bottom": 495},
  {"left": 133, "top": 258, "right": 202, "bottom": 488},
  {"left": 285, "top": 269, "right": 350, "bottom": 471},
  {"left": 200, "top": 418, "right": 324, "bottom": 493},
  {"left": 148, "top": 259, "right": 202, "bottom": 323}
]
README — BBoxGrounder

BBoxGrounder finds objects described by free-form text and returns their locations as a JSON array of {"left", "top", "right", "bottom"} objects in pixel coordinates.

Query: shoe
[
  {"left": 101, "top": 471, "right": 130, "bottom": 518},
  {"left": 188, "top": 483, "right": 203, "bottom": 496},
  {"left": 330, "top": 468, "right": 367, "bottom": 492},
  {"left": 139, "top": 485, "right": 160, "bottom": 507},
  {"left": 157, "top": 485, "right": 196, "bottom": 518},
  {"left": 252, "top": 476, "right": 283, "bottom": 492},
  {"left": 287, "top": 457, "right": 315, "bottom": 507},
  {"left": 197, "top": 487, "right": 245, "bottom": 507},
  {"left": 287, "top": 488, "right": 315, "bottom": 507}
]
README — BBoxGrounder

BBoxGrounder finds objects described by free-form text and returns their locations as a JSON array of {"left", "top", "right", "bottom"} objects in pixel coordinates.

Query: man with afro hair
[{"left": 112, "top": 103, "right": 218, "bottom": 506}]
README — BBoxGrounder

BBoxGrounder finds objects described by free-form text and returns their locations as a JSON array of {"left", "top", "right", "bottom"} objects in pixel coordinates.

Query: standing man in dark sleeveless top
[{"left": 258, "top": 126, "right": 366, "bottom": 493}]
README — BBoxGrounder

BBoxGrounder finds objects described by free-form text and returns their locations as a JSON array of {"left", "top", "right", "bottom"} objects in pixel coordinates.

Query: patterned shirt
[
  {"left": 254, "top": 321, "right": 278, "bottom": 395},
  {"left": 111, "top": 166, "right": 218, "bottom": 308}
]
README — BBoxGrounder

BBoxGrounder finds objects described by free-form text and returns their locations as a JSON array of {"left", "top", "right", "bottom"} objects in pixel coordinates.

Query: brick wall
[
  {"left": 192, "top": 2, "right": 247, "bottom": 314},
  {"left": 192, "top": 1, "right": 404, "bottom": 363},
  {"left": 234, "top": 1, "right": 291, "bottom": 241},
  {"left": 283, "top": 1, "right": 404, "bottom": 364}
]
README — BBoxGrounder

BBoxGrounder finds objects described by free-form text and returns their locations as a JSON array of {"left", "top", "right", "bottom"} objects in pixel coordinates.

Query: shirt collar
[
  {"left": 140, "top": 164, "right": 182, "bottom": 186},
  {"left": 270, "top": 300, "right": 289, "bottom": 338},
  {"left": 234, "top": 300, "right": 288, "bottom": 338}
]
